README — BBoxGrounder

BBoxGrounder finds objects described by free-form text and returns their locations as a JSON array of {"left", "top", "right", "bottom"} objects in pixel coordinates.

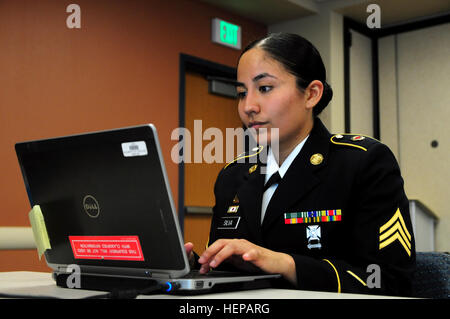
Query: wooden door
[{"left": 183, "top": 71, "right": 242, "bottom": 254}]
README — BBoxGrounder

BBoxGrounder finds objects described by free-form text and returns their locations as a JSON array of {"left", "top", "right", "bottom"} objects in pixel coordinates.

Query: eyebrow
[{"left": 235, "top": 73, "right": 277, "bottom": 87}]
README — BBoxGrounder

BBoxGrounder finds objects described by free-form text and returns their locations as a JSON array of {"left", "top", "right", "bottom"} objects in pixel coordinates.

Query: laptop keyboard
[{"left": 183, "top": 270, "right": 247, "bottom": 278}]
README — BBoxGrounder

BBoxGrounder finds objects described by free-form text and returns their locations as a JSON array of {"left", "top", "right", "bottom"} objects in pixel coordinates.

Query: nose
[{"left": 240, "top": 91, "right": 260, "bottom": 116}]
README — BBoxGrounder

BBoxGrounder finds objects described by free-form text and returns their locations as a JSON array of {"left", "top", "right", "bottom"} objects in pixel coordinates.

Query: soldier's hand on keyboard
[{"left": 197, "top": 238, "right": 297, "bottom": 286}]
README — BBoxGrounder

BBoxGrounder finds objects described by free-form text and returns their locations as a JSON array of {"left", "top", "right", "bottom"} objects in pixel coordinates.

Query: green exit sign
[{"left": 212, "top": 18, "right": 241, "bottom": 50}]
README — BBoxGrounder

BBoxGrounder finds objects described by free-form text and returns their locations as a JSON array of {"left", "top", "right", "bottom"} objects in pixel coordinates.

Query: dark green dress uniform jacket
[{"left": 207, "top": 118, "right": 416, "bottom": 296}]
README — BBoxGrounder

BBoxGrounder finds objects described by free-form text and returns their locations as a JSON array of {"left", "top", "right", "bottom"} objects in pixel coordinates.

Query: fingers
[
  {"left": 199, "top": 263, "right": 211, "bottom": 274},
  {"left": 197, "top": 239, "right": 298, "bottom": 285},
  {"left": 184, "top": 242, "right": 195, "bottom": 267},
  {"left": 198, "top": 239, "right": 227, "bottom": 264},
  {"left": 198, "top": 239, "right": 250, "bottom": 271},
  {"left": 184, "top": 242, "right": 194, "bottom": 255},
  {"left": 197, "top": 240, "right": 225, "bottom": 273},
  {"left": 208, "top": 243, "right": 237, "bottom": 268}
]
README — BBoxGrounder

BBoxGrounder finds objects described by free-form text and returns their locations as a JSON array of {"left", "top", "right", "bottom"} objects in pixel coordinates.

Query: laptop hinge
[{"left": 149, "top": 272, "right": 170, "bottom": 279}]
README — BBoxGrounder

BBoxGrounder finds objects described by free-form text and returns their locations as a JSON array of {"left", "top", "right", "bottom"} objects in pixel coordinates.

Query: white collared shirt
[{"left": 260, "top": 136, "right": 309, "bottom": 224}]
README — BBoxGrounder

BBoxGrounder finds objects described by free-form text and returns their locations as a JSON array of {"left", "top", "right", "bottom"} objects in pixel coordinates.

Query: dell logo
[{"left": 83, "top": 195, "right": 100, "bottom": 218}]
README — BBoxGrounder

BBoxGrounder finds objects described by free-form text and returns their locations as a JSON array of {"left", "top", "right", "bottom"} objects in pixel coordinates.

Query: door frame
[
  {"left": 178, "top": 53, "right": 237, "bottom": 233},
  {"left": 343, "top": 13, "right": 450, "bottom": 139}
]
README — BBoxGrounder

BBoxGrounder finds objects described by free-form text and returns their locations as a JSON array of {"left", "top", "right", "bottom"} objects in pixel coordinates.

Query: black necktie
[{"left": 263, "top": 171, "right": 281, "bottom": 192}]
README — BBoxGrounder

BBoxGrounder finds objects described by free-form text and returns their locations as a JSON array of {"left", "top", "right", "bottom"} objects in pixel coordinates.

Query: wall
[
  {"left": 379, "top": 23, "right": 450, "bottom": 251},
  {"left": 378, "top": 35, "right": 400, "bottom": 159},
  {"left": 269, "top": 9, "right": 346, "bottom": 134},
  {"left": 0, "top": 0, "right": 266, "bottom": 271},
  {"left": 349, "top": 29, "right": 373, "bottom": 136}
]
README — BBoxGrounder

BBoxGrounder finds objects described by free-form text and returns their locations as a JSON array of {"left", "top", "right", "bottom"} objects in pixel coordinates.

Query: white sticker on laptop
[{"left": 121, "top": 141, "right": 148, "bottom": 157}]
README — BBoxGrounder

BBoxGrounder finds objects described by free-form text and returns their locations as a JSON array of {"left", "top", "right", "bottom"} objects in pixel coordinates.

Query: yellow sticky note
[{"left": 28, "top": 205, "right": 51, "bottom": 260}]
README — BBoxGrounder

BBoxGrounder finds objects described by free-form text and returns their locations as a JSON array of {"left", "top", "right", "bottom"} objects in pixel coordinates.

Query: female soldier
[{"left": 186, "top": 33, "right": 415, "bottom": 296}]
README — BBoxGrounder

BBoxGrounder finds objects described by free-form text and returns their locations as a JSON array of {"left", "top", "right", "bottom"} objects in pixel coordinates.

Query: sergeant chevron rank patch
[{"left": 379, "top": 208, "right": 412, "bottom": 256}]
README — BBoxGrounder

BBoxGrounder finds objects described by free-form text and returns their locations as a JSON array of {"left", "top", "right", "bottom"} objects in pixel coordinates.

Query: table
[{"left": 0, "top": 271, "right": 409, "bottom": 299}]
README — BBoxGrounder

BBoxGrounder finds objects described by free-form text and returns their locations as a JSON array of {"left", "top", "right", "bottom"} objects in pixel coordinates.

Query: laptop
[{"left": 15, "top": 124, "right": 280, "bottom": 294}]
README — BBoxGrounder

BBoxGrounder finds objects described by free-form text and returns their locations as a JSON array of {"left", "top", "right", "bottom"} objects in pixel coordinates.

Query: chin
[{"left": 246, "top": 127, "right": 279, "bottom": 147}]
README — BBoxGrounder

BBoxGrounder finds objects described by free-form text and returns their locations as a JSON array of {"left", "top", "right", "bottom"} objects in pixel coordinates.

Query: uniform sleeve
[{"left": 290, "top": 143, "right": 416, "bottom": 296}]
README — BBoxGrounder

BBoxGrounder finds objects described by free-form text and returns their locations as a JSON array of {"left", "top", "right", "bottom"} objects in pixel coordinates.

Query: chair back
[{"left": 412, "top": 252, "right": 449, "bottom": 299}]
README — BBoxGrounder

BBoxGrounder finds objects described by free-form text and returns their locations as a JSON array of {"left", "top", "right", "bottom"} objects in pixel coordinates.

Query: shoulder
[
  {"left": 213, "top": 146, "right": 264, "bottom": 190},
  {"left": 329, "top": 133, "right": 400, "bottom": 176},
  {"left": 330, "top": 133, "right": 381, "bottom": 152},
  {"left": 329, "top": 133, "right": 398, "bottom": 169}
]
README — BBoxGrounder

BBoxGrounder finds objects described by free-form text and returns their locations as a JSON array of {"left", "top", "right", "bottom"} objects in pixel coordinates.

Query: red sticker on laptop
[{"left": 69, "top": 236, "right": 144, "bottom": 261}]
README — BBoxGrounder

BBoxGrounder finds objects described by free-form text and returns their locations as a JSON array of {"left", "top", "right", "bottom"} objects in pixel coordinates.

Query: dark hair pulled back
[{"left": 240, "top": 33, "right": 333, "bottom": 116}]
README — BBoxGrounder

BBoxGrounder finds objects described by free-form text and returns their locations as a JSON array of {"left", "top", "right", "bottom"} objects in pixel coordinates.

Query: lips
[{"left": 248, "top": 121, "right": 269, "bottom": 129}]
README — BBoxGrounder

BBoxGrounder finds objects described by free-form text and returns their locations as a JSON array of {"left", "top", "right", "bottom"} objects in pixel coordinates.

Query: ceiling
[
  {"left": 196, "top": 0, "right": 450, "bottom": 27},
  {"left": 336, "top": 0, "right": 450, "bottom": 26},
  {"left": 197, "top": 0, "right": 316, "bottom": 25}
]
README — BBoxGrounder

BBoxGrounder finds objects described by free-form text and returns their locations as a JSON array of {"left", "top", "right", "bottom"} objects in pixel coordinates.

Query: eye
[
  {"left": 259, "top": 85, "right": 273, "bottom": 93},
  {"left": 236, "top": 90, "right": 247, "bottom": 99}
]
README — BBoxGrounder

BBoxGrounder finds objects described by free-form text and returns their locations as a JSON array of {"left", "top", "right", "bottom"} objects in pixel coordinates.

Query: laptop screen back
[{"left": 15, "top": 125, "right": 189, "bottom": 278}]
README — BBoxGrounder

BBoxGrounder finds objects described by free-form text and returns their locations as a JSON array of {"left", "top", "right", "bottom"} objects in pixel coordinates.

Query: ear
[{"left": 305, "top": 80, "right": 324, "bottom": 110}]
